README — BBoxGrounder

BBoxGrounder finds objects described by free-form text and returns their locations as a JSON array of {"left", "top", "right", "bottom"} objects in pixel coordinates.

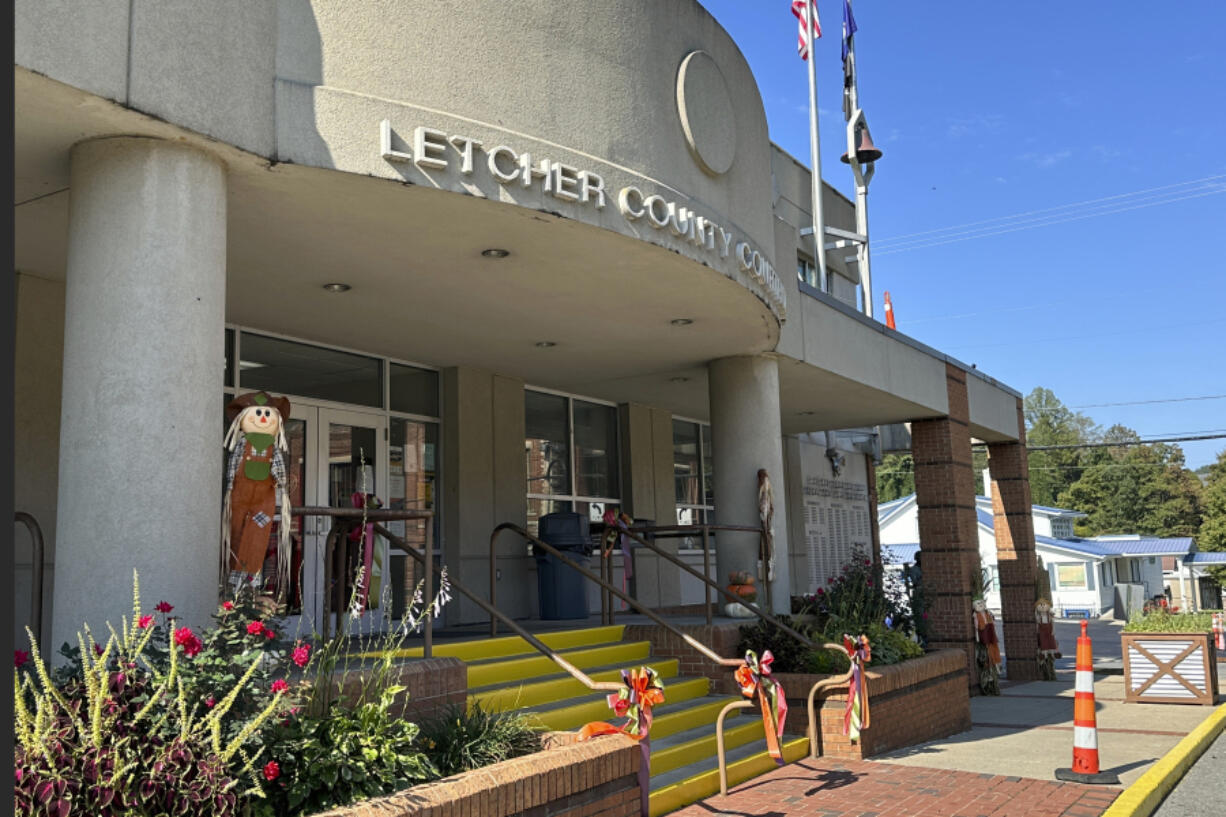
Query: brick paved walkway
[{"left": 671, "top": 758, "right": 1120, "bottom": 817}]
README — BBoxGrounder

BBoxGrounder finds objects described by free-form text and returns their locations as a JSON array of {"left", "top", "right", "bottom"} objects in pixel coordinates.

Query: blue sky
[{"left": 699, "top": 1, "right": 1226, "bottom": 469}]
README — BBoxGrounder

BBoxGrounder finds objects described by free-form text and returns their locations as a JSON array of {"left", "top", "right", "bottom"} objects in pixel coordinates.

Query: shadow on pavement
[{"left": 804, "top": 768, "right": 863, "bottom": 794}]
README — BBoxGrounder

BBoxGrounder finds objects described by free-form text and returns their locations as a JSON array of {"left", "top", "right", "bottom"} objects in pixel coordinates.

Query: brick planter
[
  {"left": 310, "top": 732, "right": 641, "bottom": 817},
  {"left": 773, "top": 649, "right": 971, "bottom": 760},
  {"left": 324, "top": 657, "right": 467, "bottom": 722}
]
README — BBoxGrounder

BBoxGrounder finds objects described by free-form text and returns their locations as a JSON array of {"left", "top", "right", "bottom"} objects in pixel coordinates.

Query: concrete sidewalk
[{"left": 875, "top": 674, "right": 1219, "bottom": 787}]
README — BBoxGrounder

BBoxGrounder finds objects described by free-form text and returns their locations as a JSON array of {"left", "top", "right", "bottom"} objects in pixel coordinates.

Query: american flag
[{"left": 791, "top": 0, "right": 822, "bottom": 61}]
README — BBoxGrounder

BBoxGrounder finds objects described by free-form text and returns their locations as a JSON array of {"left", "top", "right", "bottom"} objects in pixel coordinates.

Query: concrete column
[
  {"left": 52, "top": 138, "right": 226, "bottom": 652},
  {"left": 988, "top": 397, "right": 1041, "bottom": 682},
  {"left": 708, "top": 355, "right": 791, "bottom": 615},
  {"left": 912, "top": 363, "right": 979, "bottom": 687}
]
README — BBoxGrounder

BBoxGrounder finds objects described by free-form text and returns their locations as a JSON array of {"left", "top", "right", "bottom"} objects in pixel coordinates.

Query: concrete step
[
  {"left": 465, "top": 639, "right": 652, "bottom": 689},
  {"left": 648, "top": 734, "right": 810, "bottom": 817},
  {"left": 468, "top": 658, "right": 680, "bottom": 712}
]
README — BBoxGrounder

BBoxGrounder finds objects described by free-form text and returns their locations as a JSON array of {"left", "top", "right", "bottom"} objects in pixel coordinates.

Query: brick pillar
[
  {"left": 912, "top": 364, "right": 979, "bottom": 688},
  {"left": 988, "top": 398, "right": 1041, "bottom": 682}
]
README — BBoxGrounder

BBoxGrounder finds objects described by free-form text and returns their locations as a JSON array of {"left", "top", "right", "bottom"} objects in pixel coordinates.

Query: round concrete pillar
[
  {"left": 52, "top": 138, "right": 226, "bottom": 651},
  {"left": 708, "top": 355, "right": 791, "bottom": 614}
]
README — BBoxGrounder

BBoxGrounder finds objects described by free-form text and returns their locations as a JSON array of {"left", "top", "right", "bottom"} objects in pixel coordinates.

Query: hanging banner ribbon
[
  {"left": 349, "top": 492, "right": 381, "bottom": 613},
  {"left": 602, "top": 509, "right": 635, "bottom": 610},
  {"left": 735, "top": 649, "right": 788, "bottom": 763},
  {"left": 577, "top": 666, "right": 664, "bottom": 817},
  {"left": 842, "top": 634, "right": 871, "bottom": 741}
]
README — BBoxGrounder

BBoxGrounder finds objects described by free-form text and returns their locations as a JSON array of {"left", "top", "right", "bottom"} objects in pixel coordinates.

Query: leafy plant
[
  {"left": 734, "top": 615, "right": 816, "bottom": 674},
  {"left": 251, "top": 686, "right": 437, "bottom": 816},
  {"left": 1123, "top": 609, "right": 1218, "bottom": 633},
  {"left": 14, "top": 574, "right": 284, "bottom": 817},
  {"left": 416, "top": 701, "right": 542, "bottom": 779}
]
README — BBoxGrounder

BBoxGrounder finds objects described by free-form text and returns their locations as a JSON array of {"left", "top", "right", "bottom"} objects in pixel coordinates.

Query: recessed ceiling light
[
  {"left": 669, "top": 376, "right": 691, "bottom": 383},
  {"left": 322, "top": 283, "right": 351, "bottom": 293},
  {"left": 534, "top": 341, "right": 557, "bottom": 348},
  {"left": 670, "top": 318, "right": 694, "bottom": 326},
  {"left": 481, "top": 248, "right": 511, "bottom": 258}
]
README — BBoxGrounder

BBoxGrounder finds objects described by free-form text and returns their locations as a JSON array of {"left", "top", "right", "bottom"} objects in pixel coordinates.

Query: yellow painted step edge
[
  {"left": 466, "top": 641, "right": 651, "bottom": 689},
  {"left": 649, "top": 718, "right": 764, "bottom": 776},
  {"left": 469, "top": 659, "right": 680, "bottom": 712},
  {"left": 1100, "top": 701, "right": 1226, "bottom": 817},
  {"left": 530, "top": 678, "right": 711, "bottom": 732},
  {"left": 647, "top": 736, "right": 809, "bottom": 817},
  {"left": 361, "top": 624, "right": 626, "bottom": 661}
]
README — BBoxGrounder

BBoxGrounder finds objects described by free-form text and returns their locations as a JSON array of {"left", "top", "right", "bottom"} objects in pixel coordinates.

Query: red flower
[
  {"left": 93, "top": 643, "right": 104, "bottom": 657},
  {"left": 922, "top": 612, "right": 929, "bottom": 620},
  {"left": 815, "top": 587, "right": 824, "bottom": 595},
  {"left": 864, "top": 559, "right": 872, "bottom": 566},
  {"left": 271, "top": 679, "right": 289, "bottom": 695},
  {"left": 155, "top": 601, "right": 174, "bottom": 613},
  {"left": 137, "top": 615, "right": 153, "bottom": 629},
  {"left": 173, "top": 627, "right": 203, "bottom": 658},
  {"left": 263, "top": 761, "right": 280, "bottom": 781},
  {"left": 264, "top": 628, "right": 275, "bottom": 640},
  {"left": 15, "top": 650, "right": 29, "bottom": 668},
  {"left": 221, "top": 601, "right": 234, "bottom": 611},
  {"left": 291, "top": 644, "right": 311, "bottom": 668},
  {"left": 246, "top": 621, "right": 265, "bottom": 636},
  {"left": 827, "top": 577, "right": 835, "bottom": 584},
  {"left": 205, "top": 696, "right": 216, "bottom": 709}
]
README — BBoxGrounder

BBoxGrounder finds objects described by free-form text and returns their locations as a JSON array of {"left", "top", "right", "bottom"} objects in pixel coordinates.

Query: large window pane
[
  {"left": 387, "top": 418, "right": 440, "bottom": 618},
  {"left": 525, "top": 391, "right": 570, "bottom": 496},
  {"left": 390, "top": 363, "right": 439, "bottom": 417},
  {"left": 239, "top": 333, "right": 383, "bottom": 408},
  {"left": 673, "top": 420, "right": 701, "bottom": 505},
  {"left": 528, "top": 497, "right": 572, "bottom": 536},
  {"left": 573, "top": 400, "right": 619, "bottom": 499}
]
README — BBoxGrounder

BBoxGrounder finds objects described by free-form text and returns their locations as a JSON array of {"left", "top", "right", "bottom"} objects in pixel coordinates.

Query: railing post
[
  {"left": 424, "top": 517, "right": 433, "bottom": 659},
  {"left": 702, "top": 525, "right": 712, "bottom": 625}
]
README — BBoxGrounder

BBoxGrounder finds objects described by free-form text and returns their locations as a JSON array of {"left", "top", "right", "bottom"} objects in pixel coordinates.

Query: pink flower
[
  {"left": 864, "top": 559, "right": 872, "bottom": 566},
  {"left": 15, "top": 650, "right": 29, "bottom": 668},
  {"left": 815, "top": 588, "right": 824, "bottom": 595},
  {"left": 263, "top": 761, "right": 280, "bottom": 781},
  {"left": 271, "top": 679, "right": 289, "bottom": 695},
  {"left": 867, "top": 580, "right": 874, "bottom": 587},
  {"left": 205, "top": 696, "right": 216, "bottom": 709},
  {"left": 922, "top": 612, "right": 929, "bottom": 620},
  {"left": 155, "top": 601, "right": 174, "bottom": 614},
  {"left": 246, "top": 621, "right": 265, "bottom": 636},
  {"left": 221, "top": 601, "right": 234, "bottom": 611},
  {"left": 93, "top": 643, "right": 104, "bottom": 657},
  {"left": 174, "top": 627, "right": 203, "bottom": 658},
  {"left": 291, "top": 644, "right": 311, "bottom": 668},
  {"left": 137, "top": 615, "right": 153, "bottom": 629},
  {"left": 827, "top": 577, "right": 835, "bottom": 584}
]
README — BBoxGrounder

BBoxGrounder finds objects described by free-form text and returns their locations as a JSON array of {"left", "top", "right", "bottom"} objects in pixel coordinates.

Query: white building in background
[{"left": 878, "top": 494, "right": 1200, "bottom": 618}]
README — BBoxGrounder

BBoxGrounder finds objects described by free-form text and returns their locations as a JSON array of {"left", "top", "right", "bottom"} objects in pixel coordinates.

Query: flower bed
[
  {"left": 308, "top": 732, "right": 641, "bottom": 817},
  {"left": 774, "top": 649, "right": 971, "bottom": 760}
]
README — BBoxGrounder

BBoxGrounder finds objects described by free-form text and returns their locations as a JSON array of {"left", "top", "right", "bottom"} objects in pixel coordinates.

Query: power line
[
  {"left": 1028, "top": 394, "right": 1226, "bottom": 412},
  {"left": 874, "top": 174, "right": 1226, "bottom": 245},
  {"left": 1025, "top": 433, "right": 1226, "bottom": 451},
  {"left": 874, "top": 188, "right": 1226, "bottom": 256}
]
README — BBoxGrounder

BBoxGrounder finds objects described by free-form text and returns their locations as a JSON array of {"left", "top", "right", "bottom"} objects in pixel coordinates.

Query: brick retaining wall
[
  {"left": 328, "top": 657, "right": 467, "bottom": 722},
  {"left": 311, "top": 732, "right": 641, "bottom": 817}
]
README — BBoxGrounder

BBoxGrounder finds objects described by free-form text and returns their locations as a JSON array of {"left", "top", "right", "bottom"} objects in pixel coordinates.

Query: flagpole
[
  {"left": 806, "top": 2, "right": 829, "bottom": 293},
  {"left": 844, "top": 0, "right": 874, "bottom": 318}
]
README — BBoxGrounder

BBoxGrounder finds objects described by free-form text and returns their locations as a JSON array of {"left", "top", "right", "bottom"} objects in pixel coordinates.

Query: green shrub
[
  {"left": 734, "top": 615, "right": 815, "bottom": 674},
  {"left": 1123, "top": 610, "right": 1217, "bottom": 633},
  {"left": 416, "top": 702, "right": 541, "bottom": 779},
  {"left": 859, "top": 623, "right": 925, "bottom": 666},
  {"left": 804, "top": 646, "right": 851, "bottom": 674}
]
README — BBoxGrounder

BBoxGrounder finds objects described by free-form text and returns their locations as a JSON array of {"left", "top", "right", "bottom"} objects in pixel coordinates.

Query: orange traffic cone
[
  {"left": 883, "top": 291, "right": 896, "bottom": 329},
  {"left": 1055, "top": 620, "right": 1119, "bottom": 784},
  {"left": 1214, "top": 613, "right": 1225, "bottom": 652}
]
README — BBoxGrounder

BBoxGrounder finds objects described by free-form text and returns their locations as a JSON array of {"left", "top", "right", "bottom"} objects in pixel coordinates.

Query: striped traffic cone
[
  {"left": 1055, "top": 620, "right": 1119, "bottom": 784},
  {"left": 1214, "top": 613, "right": 1225, "bottom": 653},
  {"left": 883, "top": 291, "right": 897, "bottom": 329}
]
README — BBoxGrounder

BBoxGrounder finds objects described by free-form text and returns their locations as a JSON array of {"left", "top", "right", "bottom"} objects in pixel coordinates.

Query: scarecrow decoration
[
  {"left": 1035, "top": 598, "right": 1061, "bottom": 681},
  {"left": 973, "top": 595, "right": 1002, "bottom": 695},
  {"left": 735, "top": 649, "right": 788, "bottom": 764},
  {"left": 757, "top": 469, "right": 775, "bottom": 583},
  {"left": 842, "top": 634, "right": 872, "bottom": 741},
  {"left": 222, "top": 391, "right": 293, "bottom": 598}
]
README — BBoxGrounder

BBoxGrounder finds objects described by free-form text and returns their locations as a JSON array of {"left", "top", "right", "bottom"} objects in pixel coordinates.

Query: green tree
[
  {"left": 1059, "top": 439, "right": 1203, "bottom": 538},
  {"left": 1196, "top": 449, "right": 1226, "bottom": 582},
  {"left": 1023, "top": 387, "right": 1100, "bottom": 506},
  {"left": 876, "top": 453, "right": 914, "bottom": 502}
]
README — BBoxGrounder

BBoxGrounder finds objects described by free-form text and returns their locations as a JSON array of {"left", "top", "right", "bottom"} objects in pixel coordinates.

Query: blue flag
[{"left": 842, "top": 0, "right": 858, "bottom": 65}]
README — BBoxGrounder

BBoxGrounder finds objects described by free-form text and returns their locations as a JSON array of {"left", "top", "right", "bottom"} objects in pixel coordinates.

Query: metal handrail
[
  {"left": 373, "top": 523, "right": 621, "bottom": 695},
  {"left": 290, "top": 506, "right": 435, "bottom": 647},
  {"left": 490, "top": 522, "right": 743, "bottom": 671},
  {"left": 15, "top": 512, "right": 45, "bottom": 642}
]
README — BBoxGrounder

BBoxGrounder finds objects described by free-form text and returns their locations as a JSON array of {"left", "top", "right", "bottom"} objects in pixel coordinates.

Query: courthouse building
[{"left": 14, "top": 1, "right": 1042, "bottom": 679}]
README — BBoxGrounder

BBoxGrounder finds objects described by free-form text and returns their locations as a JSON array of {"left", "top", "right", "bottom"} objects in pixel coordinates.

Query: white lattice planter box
[{"left": 1122, "top": 632, "right": 1219, "bottom": 706}]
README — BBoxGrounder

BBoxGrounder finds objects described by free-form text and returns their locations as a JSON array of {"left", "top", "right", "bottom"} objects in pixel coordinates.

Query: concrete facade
[{"left": 14, "top": 0, "right": 1035, "bottom": 645}]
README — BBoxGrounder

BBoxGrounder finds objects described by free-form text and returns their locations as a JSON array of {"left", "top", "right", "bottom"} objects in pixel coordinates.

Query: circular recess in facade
[{"left": 676, "top": 50, "right": 737, "bottom": 177}]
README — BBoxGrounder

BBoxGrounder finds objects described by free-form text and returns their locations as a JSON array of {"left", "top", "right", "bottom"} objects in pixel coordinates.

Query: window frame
[
  {"left": 524, "top": 386, "right": 622, "bottom": 524},
  {"left": 1056, "top": 562, "right": 1089, "bottom": 590},
  {"left": 672, "top": 416, "right": 715, "bottom": 534}
]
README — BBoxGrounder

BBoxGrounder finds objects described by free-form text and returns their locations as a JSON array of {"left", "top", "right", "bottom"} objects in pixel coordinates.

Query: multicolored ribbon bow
[
  {"left": 842, "top": 634, "right": 871, "bottom": 741},
  {"left": 349, "top": 492, "right": 381, "bottom": 613},
  {"left": 735, "top": 649, "right": 789, "bottom": 763},
  {"left": 577, "top": 666, "right": 665, "bottom": 742}
]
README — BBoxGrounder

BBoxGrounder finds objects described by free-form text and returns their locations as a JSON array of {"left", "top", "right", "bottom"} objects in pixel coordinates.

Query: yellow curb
[{"left": 1100, "top": 700, "right": 1226, "bottom": 817}]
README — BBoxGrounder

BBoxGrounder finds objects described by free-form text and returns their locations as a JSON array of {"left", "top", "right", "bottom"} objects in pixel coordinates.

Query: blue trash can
[{"left": 536, "top": 512, "right": 591, "bottom": 620}]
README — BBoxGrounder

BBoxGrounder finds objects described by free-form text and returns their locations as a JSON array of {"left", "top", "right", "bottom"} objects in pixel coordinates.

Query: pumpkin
[{"left": 727, "top": 584, "right": 757, "bottom": 603}]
